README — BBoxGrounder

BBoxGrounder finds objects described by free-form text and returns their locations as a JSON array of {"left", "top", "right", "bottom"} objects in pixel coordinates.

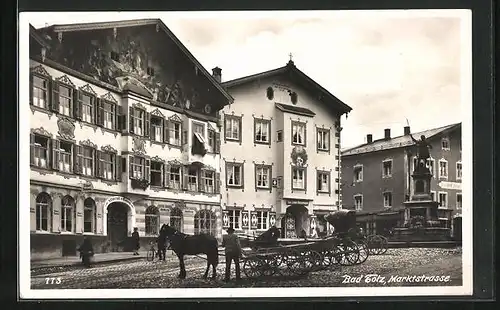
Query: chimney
[
  {"left": 212, "top": 67, "right": 222, "bottom": 83},
  {"left": 404, "top": 126, "right": 411, "bottom": 135},
  {"left": 384, "top": 128, "right": 391, "bottom": 140},
  {"left": 366, "top": 134, "right": 373, "bottom": 144}
]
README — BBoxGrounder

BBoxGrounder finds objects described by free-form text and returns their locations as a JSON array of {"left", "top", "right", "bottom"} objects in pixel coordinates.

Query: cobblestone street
[{"left": 31, "top": 248, "right": 462, "bottom": 289}]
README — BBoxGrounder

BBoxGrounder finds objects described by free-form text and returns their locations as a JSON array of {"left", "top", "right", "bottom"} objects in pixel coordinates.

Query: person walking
[
  {"left": 222, "top": 226, "right": 242, "bottom": 282},
  {"left": 78, "top": 237, "right": 94, "bottom": 268},
  {"left": 156, "top": 226, "right": 168, "bottom": 261},
  {"left": 132, "top": 227, "right": 140, "bottom": 255}
]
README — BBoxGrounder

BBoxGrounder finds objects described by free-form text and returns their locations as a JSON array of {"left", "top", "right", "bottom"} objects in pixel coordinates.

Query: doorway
[
  {"left": 107, "top": 202, "right": 129, "bottom": 251},
  {"left": 283, "top": 205, "right": 309, "bottom": 238}
]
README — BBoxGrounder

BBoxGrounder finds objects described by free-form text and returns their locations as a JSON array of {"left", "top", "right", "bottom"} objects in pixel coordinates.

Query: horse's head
[{"left": 162, "top": 224, "right": 177, "bottom": 236}]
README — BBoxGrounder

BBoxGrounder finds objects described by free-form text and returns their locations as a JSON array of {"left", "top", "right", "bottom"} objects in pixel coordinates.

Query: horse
[{"left": 161, "top": 224, "right": 219, "bottom": 279}]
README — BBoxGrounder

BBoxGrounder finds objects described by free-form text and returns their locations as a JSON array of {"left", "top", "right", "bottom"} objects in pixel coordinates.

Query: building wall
[{"left": 220, "top": 74, "right": 342, "bottom": 236}]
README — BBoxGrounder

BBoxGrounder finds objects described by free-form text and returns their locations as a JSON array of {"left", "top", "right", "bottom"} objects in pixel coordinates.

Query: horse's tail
[{"left": 213, "top": 238, "right": 219, "bottom": 265}]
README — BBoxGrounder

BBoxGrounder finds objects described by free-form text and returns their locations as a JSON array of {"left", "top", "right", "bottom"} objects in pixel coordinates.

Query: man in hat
[{"left": 222, "top": 226, "right": 242, "bottom": 282}]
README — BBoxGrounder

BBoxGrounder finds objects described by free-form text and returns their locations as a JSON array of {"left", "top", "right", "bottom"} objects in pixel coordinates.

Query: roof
[
  {"left": 275, "top": 103, "right": 316, "bottom": 117},
  {"left": 34, "top": 19, "right": 233, "bottom": 104},
  {"left": 29, "top": 24, "right": 51, "bottom": 49},
  {"left": 341, "top": 122, "right": 461, "bottom": 156},
  {"left": 222, "top": 60, "right": 352, "bottom": 115}
]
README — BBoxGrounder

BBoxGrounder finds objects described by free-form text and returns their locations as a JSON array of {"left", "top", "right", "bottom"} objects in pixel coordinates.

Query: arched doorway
[
  {"left": 107, "top": 202, "right": 129, "bottom": 251},
  {"left": 282, "top": 205, "right": 309, "bottom": 238},
  {"left": 194, "top": 209, "right": 216, "bottom": 237}
]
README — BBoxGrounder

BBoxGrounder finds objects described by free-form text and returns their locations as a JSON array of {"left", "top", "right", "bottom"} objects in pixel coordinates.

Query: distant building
[
  {"left": 28, "top": 20, "right": 232, "bottom": 259},
  {"left": 218, "top": 60, "right": 352, "bottom": 239},
  {"left": 340, "top": 123, "right": 462, "bottom": 235}
]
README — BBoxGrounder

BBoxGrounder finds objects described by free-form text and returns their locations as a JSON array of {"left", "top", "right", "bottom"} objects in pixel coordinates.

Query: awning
[{"left": 194, "top": 132, "right": 206, "bottom": 144}]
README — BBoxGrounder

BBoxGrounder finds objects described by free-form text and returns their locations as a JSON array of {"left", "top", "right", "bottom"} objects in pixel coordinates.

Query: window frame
[
  {"left": 186, "top": 166, "right": 199, "bottom": 192},
  {"left": 167, "top": 165, "right": 182, "bottom": 189},
  {"left": 353, "top": 164, "right": 363, "bottom": 182},
  {"left": 227, "top": 209, "right": 242, "bottom": 230},
  {"left": 100, "top": 151, "right": 116, "bottom": 181},
  {"left": 101, "top": 99, "right": 117, "bottom": 131},
  {"left": 150, "top": 160, "right": 164, "bottom": 187},
  {"left": 226, "top": 162, "right": 244, "bottom": 188},
  {"left": 83, "top": 198, "right": 96, "bottom": 234},
  {"left": 145, "top": 206, "right": 160, "bottom": 236},
  {"left": 382, "top": 159, "right": 393, "bottom": 178},
  {"left": 224, "top": 114, "right": 242, "bottom": 143},
  {"left": 35, "top": 193, "right": 51, "bottom": 232},
  {"left": 383, "top": 191, "right": 392, "bottom": 208},
  {"left": 456, "top": 161, "right": 462, "bottom": 180},
  {"left": 438, "top": 159, "right": 449, "bottom": 179},
  {"left": 168, "top": 119, "right": 182, "bottom": 147},
  {"left": 438, "top": 191, "right": 448, "bottom": 208},
  {"left": 57, "top": 83, "right": 74, "bottom": 117},
  {"left": 254, "top": 118, "right": 271, "bottom": 145},
  {"left": 354, "top": 194, "right": 363, "bottom": 211},
  {"left": 291, "top": 166, "right": 307, "bottom": 191},
  {"left": 291, "top": 120, "right": 307, "bottom": 146},
  {"left": 456, "top": 192, "right": 462, "bottom": 210},
  {"left": 255, "top": 210, "right": 269, "bottom": 230},
  {"left": 32, "top": 133, "right": 51, "bottom": 169},
  {"left": 316, "top": 170, "right": 331, "bottom": 194},
  {"left": 81, "top": 146, "right": 95, "bottom": 177},
  {"left": 427, "top": 157, "right": 436, "bottom": 178},
  {"left": 60, "top": 195, "right": 75, "bottom": 233},
  {"left": 150, "top": 115, "right": 164, "bottom": 143},
  {"left": 441, "top": 137, "right": 450, "bottom": 151},
  {"left": 130, "top": 156, "right": 146, "bottom": 180},
  {"left": 201, "top": 169, "right": 215, "bottom": 193},
  {"left": 316, "top": 127, "right": 330, "bottom": 152},
  {"left": 80, "top": 91, "right": 97, "bottom": 124},
  {"left": 255, "top": 164, "right": 272, "bottom": 191},
  {"left": 31, "top": 73, "right": 50, "bottom": 110},
  {"left": 57, "top": 140, "right": 74, "bottom": 174}
]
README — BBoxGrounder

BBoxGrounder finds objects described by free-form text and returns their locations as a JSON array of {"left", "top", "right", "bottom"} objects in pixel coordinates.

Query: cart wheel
[
  {"left": 286, "top": 249, "right": 308, "bottom": 276},
  {"left": 305, "top": 251, "right": 323, "bottom": 271},
  {"left": 146, "top": 249, "right": 155, "bottom": 262},
  {"left": 356, "top": 242, "right": 369, "bottom": 264},
  {"left": 243, "top": 256, "right": 263, "bottom": 278},
  {"left": 339, "top": 243, "right": 359, "bottom": 266},
  {"left": 259, "top": 255, "right": 278, "bottom": 277}
]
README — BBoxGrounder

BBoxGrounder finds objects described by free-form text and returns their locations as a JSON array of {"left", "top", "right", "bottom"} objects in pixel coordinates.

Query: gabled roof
[
  {"left": 34, "top": 19, "right": 233, "bottom": 104},
  {"left": 29, "top": 24, "right": 51, "bottom": 49},
  {"left": 222, "top": 60, "right": 352, "bottom": 115},
  {"left": 275, "top": 103, "right": 316, "bottom": 117},
  {"left": 341, "top": 122, "right": 461, "bottom": 156}
]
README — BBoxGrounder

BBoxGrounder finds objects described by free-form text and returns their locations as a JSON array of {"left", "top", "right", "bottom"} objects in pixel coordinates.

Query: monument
[{"left": 392, "top": 134, "right": 452, "bottom": 241}]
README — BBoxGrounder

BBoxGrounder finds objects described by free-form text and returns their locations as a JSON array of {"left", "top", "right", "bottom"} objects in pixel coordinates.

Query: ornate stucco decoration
[
  {"left": 291, "top": 146, "right": 308, "bottom": 167},
  {"left": 57, "top": 117, "right": 75, "bottom": 139},
  {"left": 132, "top": 102, "right": 146, "bottom": 110},
  {"left": 202, "top": 164, "right": 216, "bottom": 171},
  {"left": 132, "top": 136, "right": 146, "bottom": 155},
  {"left": 31, "top": 65, "right": 51, "bottom": 77},
  {"left": 101, "top": 92, "right": 118, "bottom": 103},
  {"left": 80, "top": 139, "right": 98, "bottom": 149},
  {"left": 101, "top": 145, "right": 117, "bottom": 153},
  {"left": 207, "top": 123, "right": 216, "bottom": 132},
  {"left": 150, "top": 155, "right": 165, "bottom": 163},
  {"left": 168, "top": 113, "right": 182, "bottom": 123},
  {"left": 31, "top": 127, "right": 52, "bottom": 137},
  {"left": 150, "top": 108, "right": 165, "bottom": 118},
  {"left": 167, "top": 159, "right": 183, "bottom": 166},
  {"left": 204, "top": 104, "right": 212, "bottom": 114},
  {"left": 55, "top": 75, "right": 76, "bottom": 88},
  {"left": 80, "top": 84, "right": 97, "bottom": 96}
]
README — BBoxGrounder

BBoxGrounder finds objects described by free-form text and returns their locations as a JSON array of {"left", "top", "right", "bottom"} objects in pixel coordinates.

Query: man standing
[
  {"left": 156, "top": 226, "right": 168, "bottom": 261},
  {"left": 132, "top": 227, "right": 140, "bottom": 255},
  {"left": 222, "top": 226, "right": 242, "bottom": 282}
]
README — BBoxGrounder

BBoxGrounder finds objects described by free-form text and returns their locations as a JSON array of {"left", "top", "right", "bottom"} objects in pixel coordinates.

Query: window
[
  {"left": 354, "top": 195, "right": 363, "bottom": 210},
  {"left": 292, "top": 122, "right": 305, "bottom": 145},
  {"left": 59, "top": 141, "right": 73, "bottom": 173},
  {"left": 228, "top": 209, "right": 241, "bottom": 229},
  {"left": 61, "top": 195, "right": 74, "bottom": 232},
  {"left": 32, "top": 134, "right": 49, "bottom": 168},
  {"left": 83, "top": 198, "right": 95, "bottom": 233},
  {"left": 193, "top": 122, "right": 205, "bottom": 137},
  {"left": 224, "top": 115, "right": 241, "bottom": 141},
  {"left": 439, "top": 159, "right": 448, "bottom": 179},
  {"left": 226, "top": 163, "right": 243, "bottom": 187},
  {"left": 277, "top": 130, "right": 283, "bottom": 142},
  {"left": 292, "top": 167, "right": 305, "bottom": 190},
  {"left": 317, "top": 128, "right": 330, "bottom": 151},
  {"left": 382, "top": 160, "right": 393, "bottom": 178},
  {"left": 194, "top": 210, "right": 216, "bottom": 236},
  {"left": 131, "top": 108, "right": 145, "bottom": 136},
  {"left": 81, "top": 93, "right": 95, "bottom": 123},
  {"left": 255, "top": 165, "right": 271, "bottom": 189},
  {"left": 317, "top": 171, "right": 330, "bottom": 193},
  {"left": 32, "top": 75, "right": 48, "bottom": 109},
  {"left": 170, "top": 207, "right": 183, "bottom": 231},
  {"left": 131, "top": 157, "right": 145, "bottom": 179},
  {"left": 101, "top": 152, "right": 115, "bottom": 180},
  {"left": 35, "top": 193, "right": 51, "bottom": 231},
  {"left": 438, "top": 192, "right": 448, "bottom": 208},
  {"left": 202, "top": 170, "right": 214, "bottom": 193},
  {"left": 58, "top": 85, "right": 73, "bottom": 116},
  {"left": 168, "top": 122, "right": 182, "bottom": 146},
  {"left": 145, "top": 206, "right": 160, "bottom": 235},
  {"left": 441, "top": 138, "right": 450, "bottom": 150},
  {"left": 354, "top": 165, "right": 363, "bottom": 182},
  {"left": 383, "top": 192, "right": 392, "bottom": 208},
  {"left": 168, "top": 166, "right": 181, "bottom": 189},
  {"left": 102, "top": 101, "right": 116, "bottom": 130},
  {"left": 208, "top": 130, "right": 216, "bottom": 152},
  {"left": 256, "top": 211, "right": 269, "bottom": 230},
  {"left": 187, "top": 166, "right": 198, "bottom": 192},
  {"left": 430, "top": 191, "right": 436, "bottom": 201},
  {"left": 456, "top": 193, "right": 462, "bottom": 209},
  {"left": 151, "top": 116, "right": 163, "bottom": 142},
  {"left": 150, "top": 161, "right": 163, "bottom": 187},
  {"left": 426, "top": 158, "right": 436, "bottom": 177},
  {"left": 82, "top": 147, "right": 94, "bottom": 176},
  {"left": 456, "top": 162, "right": 462, "bottom": 180},
  {"left": 254, "top": 119, "right": 270, "bottom": 143}
]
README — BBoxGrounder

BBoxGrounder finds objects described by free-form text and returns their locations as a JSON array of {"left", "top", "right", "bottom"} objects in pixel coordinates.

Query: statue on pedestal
[{"left": 409, "top": 133, "right": 432, "bottom": 174}]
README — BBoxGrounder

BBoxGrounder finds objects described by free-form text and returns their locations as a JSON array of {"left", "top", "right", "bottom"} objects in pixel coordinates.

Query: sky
[{"left": 23, "top": 10, "right": 470, "bottom": 148}]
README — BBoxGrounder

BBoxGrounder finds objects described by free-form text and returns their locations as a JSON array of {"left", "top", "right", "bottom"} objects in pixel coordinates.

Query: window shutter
[
  {"left": 96, "top": 150, "right": 103, "bottom": 178},
  {"left": 96, "top": 98, "right": 103, "bottom": 127},
  {"left": 164, "top": 164, "right": 171, "bottom": 188},
  {"left": 269, "top": 166, "right": 272, "bottom": 192},
  {"left": 199, "top": 170, "right": 205, "bottom": 192},
  {"left": 51, "top": 139, "right": 60, "bottom": 170},
  {"left": 129, "top": 156, "right": 134, "bottom": 179},
  {"left": 316, "top": 172, "right": 319, "bottom": 193},
  {"left": 240, "top": 163, "right": 245, "bottom": 188},
  {"left": 73, "top": 90, "right": 82, "bottom": 120},
  {"left": 51, "top": 80, "right": 59, "bottom": 112},
  {"left": 268, "top": 121, "right": 272, "bottom": 144},
  {"left": 115, "top": 105, "right": 121, "bottom": 131},
  {"left": 113, "top": 154, "right": 121, "bottom": 181},
  {"left": 160, "top": 163, "right": 165, "bottom": 187},
  {"left": 163, "top": 119, "right": 169, "bottom": 143},
  {"left": 29, "top": 74, "right": 34, "bottom": 106},
  {"left": 74, "top": 145, "right": 83, "bottom": 174},
  {"left": 182, "top": 130, "right": 187, "bottom": 145},
  {"left": 238, "top": 118, "right": 242, "bottom": 143},
  {"left": 303, "top": 125, "right": 307, "bottom": 147},
  {"left": 215, "top": 172, "right": 220, "bottom": 194},
  {"left": 215, "top": 132, "right": 220, "bottom": 153},
  {"left": 144, "top": 112, "right": 151, "bottom": 138},
  {"left": 145, "top": 159, "right": 151, "bottom": 182},
  {"left": 29, "top": 133, "right": 35, "bottom": 165},
  {"left": 182, "top": 166, "right": 189, "bottom": 190},
  {"left": 129, "top": 107, "right": 134, "bottom": 134},
  {"left": 304, "top": 169, "right": 307, "bottom": 192}
]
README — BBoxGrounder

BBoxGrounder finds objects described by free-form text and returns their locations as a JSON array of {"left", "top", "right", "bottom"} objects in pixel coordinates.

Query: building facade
[
  {"left": 340, "top": 123, "right": 462, "bottom": 235},
  {"left": 218, "top": 60, "right": 352, "bottom": 239},
  {"left": 28, "top": 20, "right": 233, "bottom": 259}
]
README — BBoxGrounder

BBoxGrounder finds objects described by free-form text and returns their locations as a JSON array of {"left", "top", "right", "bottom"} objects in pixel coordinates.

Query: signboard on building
[
  {"left": 269, "top": 212, "right": 277, "bottom": 227},
  {"left": 439, "top": 181, "right": 462, "bottom": 190},
  {"left": 241, "top": 211, "right": 250, "bottom": 229},
  {"left": 285, "top": 199, "right": 309, "bottom": 206},
  {"left": 222, "top": 210, "right": 229, "bottom": 229},
  {"left": 250, "top": 211, "right": 258, "bottom": 229}
]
